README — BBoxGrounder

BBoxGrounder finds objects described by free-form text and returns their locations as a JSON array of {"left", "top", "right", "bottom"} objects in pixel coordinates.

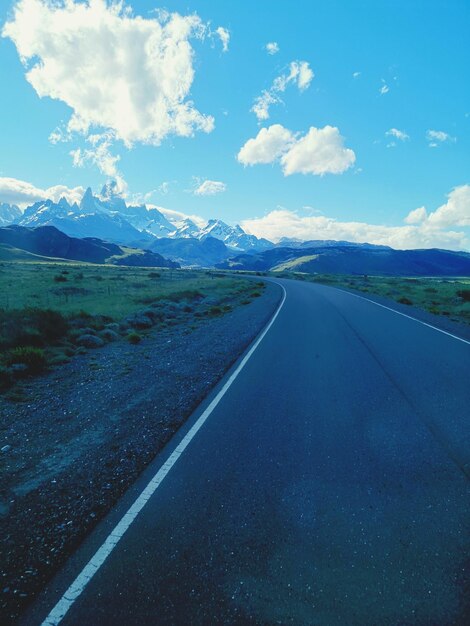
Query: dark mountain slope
[
  {"left": 0, "top": 225, "right": 179, "bottom": 267},
  {"left": 217, "top": 245, "right": 470, "bottom": 276}
]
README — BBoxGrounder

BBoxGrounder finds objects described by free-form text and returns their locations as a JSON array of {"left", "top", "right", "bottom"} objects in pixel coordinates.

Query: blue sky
[{"left": 0, "top": 0, "right": 469, "bottom": 249}]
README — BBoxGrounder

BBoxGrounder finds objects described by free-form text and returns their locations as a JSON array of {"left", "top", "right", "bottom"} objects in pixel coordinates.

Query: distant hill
[
  {"left": 0, "top": 225, "right": 179, "bottom": 268},
  {"left": 217, "top": 244, "right": 470, "bottom": 276},
  {"left": 149, "top": 236, "right": 231, "bottom": 267}
]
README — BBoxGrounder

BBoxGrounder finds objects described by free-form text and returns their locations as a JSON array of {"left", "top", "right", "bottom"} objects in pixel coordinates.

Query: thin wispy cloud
[
  {"left": 251, "top": 61, "right": 314, "bottom": 121},
  {"left": 426, "top": 129, "right": 456, "bottom": 147},
  {"left": 193, "top": 179, "right": 227, "bottom": 196}
]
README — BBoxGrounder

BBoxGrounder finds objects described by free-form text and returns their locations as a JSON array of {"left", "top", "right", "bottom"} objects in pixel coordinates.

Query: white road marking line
[
  {"left": 41, "top": 285, "right": 287, "bottom": 626},
  {"left": 343, "top": 289, "right": 470, "bottom": 346}
]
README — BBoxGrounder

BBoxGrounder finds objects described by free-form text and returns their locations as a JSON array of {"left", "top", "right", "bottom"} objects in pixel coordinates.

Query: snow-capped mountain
[
  {"left": 171, "top": 218, "right": 200, "bottom": 239},
  {"left": 0, "top": 182, "right": 274, "bottom": 264},
  {"left": 0, "top": 202, "right": 22, "bottom": 226},
  {"left": 198, "top": 219, "right": 272, "bottom": 251}
]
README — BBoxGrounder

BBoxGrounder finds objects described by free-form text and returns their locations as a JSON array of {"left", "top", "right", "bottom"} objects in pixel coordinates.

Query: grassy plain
[{"left": 0, "top": 261, "right": 264, "bottom": 391}]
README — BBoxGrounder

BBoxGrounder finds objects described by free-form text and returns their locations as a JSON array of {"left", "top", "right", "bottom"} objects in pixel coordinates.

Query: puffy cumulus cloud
[
  {"left": 404, "top": 206, "right": 427, "bottom": 224},
  {"left": 427, "top": 185, "right": 470, "bottom": 227},
  {"left": 266, "top": 42, "right": 279, "bottom": 55},
  {"left": 237, "top": 124, "right": 295, "bottom": 166},
  {"left": 0, "top": 176, "right": 85, "bottom": 208},
  {"left": 403, "top": 186, "right": 470, "bottom": 229},
  {"left": 193, "top": 179, "right": 227, "bottom": 196},
  {"left": 251, "top": 60, "right": 314, "bottom": 121},
  {"left": 2, "top": 0, "right": 216, "bottom": 154},
  {"left": 241, "top": 209, "right": 469, "bottom": 251},
  {"left": 426, "top": 129, "right": 456, "bottom": 147},
  {"left": 237, "top": 124, "right": 356, "bottom": 176},
  {"left": 281, "top": 126, "right": 356, "bottom": 176},
  {"left": 215, "top": 26, "right": 230, "bottom": 52}
]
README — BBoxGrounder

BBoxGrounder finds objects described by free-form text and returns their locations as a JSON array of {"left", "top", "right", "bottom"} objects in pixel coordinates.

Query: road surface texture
[{"left": 25, "top": 278, "right": 470, "bottom": 626}]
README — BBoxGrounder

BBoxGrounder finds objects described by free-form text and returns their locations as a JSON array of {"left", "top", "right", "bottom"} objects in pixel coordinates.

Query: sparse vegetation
[
  {"left": 276, "top": 272, "right": 470, "bottom": 325},
  {"left": 126, "top": 332, "right": 142, "bottom": 344},
  {"left": 0, "top": 261, "right": 266, "bottom": 392}
]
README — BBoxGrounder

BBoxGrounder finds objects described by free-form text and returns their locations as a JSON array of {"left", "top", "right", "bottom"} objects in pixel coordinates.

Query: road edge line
[
  {"left": 40, "top": 284, "right": 287, "bottom": 626},
  {"left": 339, "top": 289, "right": 470, "bottom": 346}
]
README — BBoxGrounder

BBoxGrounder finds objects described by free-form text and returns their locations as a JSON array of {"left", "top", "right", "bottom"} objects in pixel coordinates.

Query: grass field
[
  {"left": 0, "top": 261, "right": 264, "bottom": 391},
  {"left": 275, "top": 271, "right": 470, "bottom": 325}
]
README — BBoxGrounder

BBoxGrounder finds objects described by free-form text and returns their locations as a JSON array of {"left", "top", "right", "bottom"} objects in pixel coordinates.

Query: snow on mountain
[
  {"left": 198, "top": 219, "right": 272, "bottom": 251},
  {"left": 0, "top": 182, "right": 274, "bottom": 259},
  {"left": 0, "top": 202, "right": 22, "bottom": 226},
  {"left": 171, "top": 218, "right": 200, "bottom": 238}
]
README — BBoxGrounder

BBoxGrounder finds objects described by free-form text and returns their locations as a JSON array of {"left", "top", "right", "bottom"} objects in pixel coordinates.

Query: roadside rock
[
  {"left": 76, "top": 334, "right": 105, "bottom": 349},
  {"left": 126, "top": 314, "right": 154, "bottom": 329}
]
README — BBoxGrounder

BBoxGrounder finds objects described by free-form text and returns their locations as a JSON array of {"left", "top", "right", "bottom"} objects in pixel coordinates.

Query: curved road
[{"left": 28, "top": 278, "right": 469, "bottom": 625}]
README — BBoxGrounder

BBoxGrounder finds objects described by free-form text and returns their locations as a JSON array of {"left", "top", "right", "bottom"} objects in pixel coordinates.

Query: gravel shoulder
[{"left": 0, "top": 281, "right": 282, "bottom": 624}]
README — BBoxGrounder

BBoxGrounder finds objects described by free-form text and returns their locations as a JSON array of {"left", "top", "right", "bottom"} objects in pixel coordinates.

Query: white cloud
[
  {"left": 237, "top": 124, "right": 295, "bottom": 166},
  {"left": 404, "top": 187, "right": 469, "bottom": 229},
  {"left": 404, "top": 206, "right": 427, "bottom": 224},
  {"left": 243, "top": 185, "right": 470, "bottom": 251},
  {"left": 238, "top": 124, "right": 356, "bottom": 176},
  {"left": 426, "top": 185, "right": 470, "bottom": 227},
  {"left": 266, "top": 42, "right": 279, "bottom": 55},
  {"left": 251, "top": 60, "right": 314, "bottom": 120},
  {"left": 426, "top": 129, "right": 456, "bottom": 147},
  {"left": 3, "top": 0, "right": 217, "bottom": 175},
  {"left": 156, "top": 206, "right": 206, "bottom": 228},
  {"left": 193, "top": 179, "right": 227, "bottom": 196},
  {"left": 70, "top": 133, "right": 127, "bottom": 193},
  {"left": 0, "top": 176, "right": 85, "bottom": 208},
  {"left": 353, "top": 71, "right": 361, "bottom": 79},
  {"left": 379, "top": 81, "right": 389, "bottom": 95},
  {"left": 281, "top": 126, "right": 356, "bottom": 176},
  {"left": 241, "top": 208, "right": 468, "bottom": 251},
  {"left": 386, "top": 128, "right": 409, "bottom": 142},
  {"left": 215, "top": 26, "right": 230, "bottom": 52}
]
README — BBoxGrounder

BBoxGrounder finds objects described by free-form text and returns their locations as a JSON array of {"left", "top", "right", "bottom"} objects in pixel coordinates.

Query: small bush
[
  {"left": 127, "top": 332, "right": 141, "bottom": 344},
  {"left": 398, "top": 297, "right": 413, "bottom": 305},
  {"left": 148, "top": 272, "right": 161, "bottom": 279},
  {"left": 456, "top": 289, "right": 470, "bottom": 302},
  {"left": 168, "top": 289, "right": 203, "bottom": 302},
  {"left": 208, "top": 305, "right": 222, "bottom": 316},
  {"left": 54, "top": 274, "right": 67, "bottom": 282},
  {"left": 0, "top": 365, "right": 13, "bottom": 391},
  {"left": 6, "top": 346, "right": 47, "bottom": 374}
]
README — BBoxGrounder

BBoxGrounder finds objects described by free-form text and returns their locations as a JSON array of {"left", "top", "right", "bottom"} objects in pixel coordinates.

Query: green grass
[
  {"left": 272, "top": 255, "right": 319, "bottom": 272},
  {"left": 0, "top": 263, "right": 256, "bottom": 318},
  {"left": 275, "top": 271, "right": 470, "bottom": 325},
  {"left": 0, "top": 261, "right": 265, "bottom": 391}
]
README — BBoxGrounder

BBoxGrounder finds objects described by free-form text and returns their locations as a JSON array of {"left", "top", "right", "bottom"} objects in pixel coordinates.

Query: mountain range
[
  {"left": 0, "top": 182, "right": 272, "bottom": 267},
  {"left": 0, "top": 225, "right": 179, "bottom": 267},
  {"left": 1, "top": 182, "right": 469, "bottom": 275},
  {"left": 217, "top": 244, "right": 470, "bottom": 276}
]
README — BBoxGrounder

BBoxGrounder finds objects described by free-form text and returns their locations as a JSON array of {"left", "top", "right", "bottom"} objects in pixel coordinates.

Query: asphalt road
[{"left": 28, "top": 278, "right": 470, "bottom": 625}]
